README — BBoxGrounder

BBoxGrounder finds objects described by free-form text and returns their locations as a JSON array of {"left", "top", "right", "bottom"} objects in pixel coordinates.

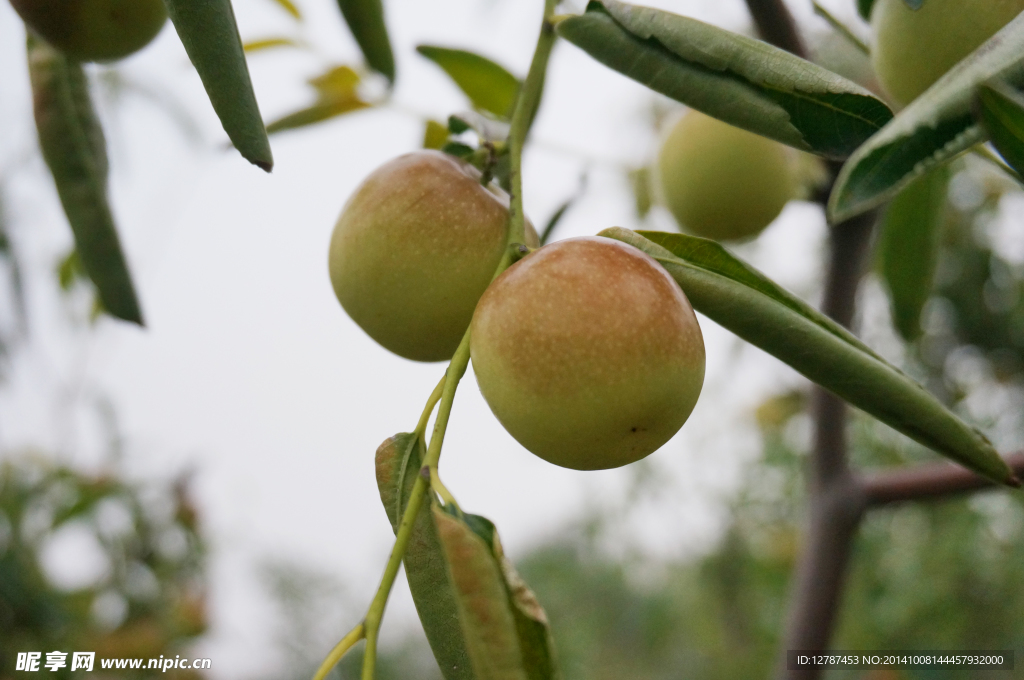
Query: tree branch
[
  {"left": 775, "top": 212, "right": 875, "bottom": 680},
  {"left": 863, "top": 452, "right": 1024, "bottom": 506},
  {"left": 743, "top": 0, "right": 807, "bottom": 57}
]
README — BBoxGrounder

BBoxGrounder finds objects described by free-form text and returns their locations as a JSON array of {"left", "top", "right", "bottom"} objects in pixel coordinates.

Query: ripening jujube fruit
[
  {"left": 470, "top": 237, "right": 706, "bottom": 471},
  {"left": 871, "top": 0, "right": 1024, "bottom": 107},
  {"left": 657, "top": 110, "right": 799, "bottom": 242},
  {"left": 10, "top": 0, "right": 167, "bottom": 62},
  {"left": 329, "top": 150, "right": 538, "bottom": 362}
]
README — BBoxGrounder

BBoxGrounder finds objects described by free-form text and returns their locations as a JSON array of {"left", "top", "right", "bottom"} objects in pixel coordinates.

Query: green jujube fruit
[
  {"left": 329, "top": 150, "right": 538, "bottom": 362},
  {"left": 10, "top": 0, "right": 167, "bottom": 62},
  {"left": 657, "top": 110, "right": 799, "bottom": 242},
  {"left": 871, "top": 0, "right": 1024, "bottom": 107},
  {"left": 470, "top": 236, "right": 706, "bottom": 471}
]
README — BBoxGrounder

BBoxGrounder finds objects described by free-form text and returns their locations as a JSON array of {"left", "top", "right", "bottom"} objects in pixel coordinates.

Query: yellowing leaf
[
  {"left": 243, "top": 37, "right": 302, "bottom": 53},
  {"left": 423, "top": 119, "right": 449, "bottom": 150}
]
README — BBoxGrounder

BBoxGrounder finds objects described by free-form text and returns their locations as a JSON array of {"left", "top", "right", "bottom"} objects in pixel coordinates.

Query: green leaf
[
  {"left": 424, "top": 119, "right": 450, "bottom": 150},
  {"left": 164, "top": 0, "right": 274, "bottom": 171},
  {"left": 336, "top": 0, "right": 395, "bottom": 83},
  {"left": 417, "top": 46, "right": 522, "bottom": 120},
  {"left": 877, "top": 167, "right": 950, "bottom": 342},
  {"left": 555, "top": 0, "right": 893, "bottom": 159},
  {"left": 448, "top": 115, "right": 472, "bottom": 135},
  {"left": 599, "top": 227, "right": 1017, "bottom": 486},
  {"left": 28, "top": 38, "right": 143, "bottom": 325},
  {"left": 376, "top": 434, "right": 474, "bottom": 680},
  {"left": 441, "top": 142, "right": 476, "bottom": 159},
  {"left": 975, "top": 81, "right": 1024, "bottom": 175},
  {"left": 434, "top": 509, "right": 528, "bottom": 680},
  {"left": 434, "top": 508, "right": 561, "bottom": 680},
  {"left": 828, "top": 13, "right": 1024, "bottom": 222},
  {"left": 857, "top": 0, "right": 876, "bottom": 21},
  {"left": 377, "top": 436, "right": 561, "bottom": 679}
]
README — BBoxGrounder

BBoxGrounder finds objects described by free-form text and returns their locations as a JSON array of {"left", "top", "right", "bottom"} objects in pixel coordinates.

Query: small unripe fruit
[
  {"left": 470, "top": 237, "right": 705, "bottom": 471},
  {"left": 657, "top": 110, "right": 799, "bottom": 242},
  {"left": 871, "top": 0, "right": 1024, "bottom": 107},
  {"left": 10, "top": 0, "right": 167, "bottom": 62},
  {"left": 329, "top": 150, "right": 538, "bottom": 362}
]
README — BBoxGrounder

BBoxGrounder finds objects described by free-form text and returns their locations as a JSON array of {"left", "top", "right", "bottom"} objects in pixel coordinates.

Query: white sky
[{"left": 0, "top": 0, "right": 868, "bottom": 675}]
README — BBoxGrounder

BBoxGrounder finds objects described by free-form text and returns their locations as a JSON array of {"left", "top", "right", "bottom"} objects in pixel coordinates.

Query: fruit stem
[
  {"left": 414, "top": 375, "right": 447, "bottom": 439},
  {"left": 811, "top": 1, "right": 869, "bottom": 55},
  {"left": 506, "top": 0, "right": 559, "bottom": 246},
  {"left": 312, "top": 622, "right": 364, "bottom": 680}
]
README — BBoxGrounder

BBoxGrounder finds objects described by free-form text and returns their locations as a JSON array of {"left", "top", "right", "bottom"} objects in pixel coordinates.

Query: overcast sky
[{"left": 0, "top": 0, "right": 869, "bottom": 675}]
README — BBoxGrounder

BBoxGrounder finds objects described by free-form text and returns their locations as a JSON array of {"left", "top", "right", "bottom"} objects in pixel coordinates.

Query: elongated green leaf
[
  {"left": 28, "top": 38, "right": 143, "bottom": 325},
  {"left": 164, "top": 0, "right": 274, "bottom": 171},
  {"left": 877, "top": 167, "right": 949, "bottom": 341},
  {"left": 829, "top": 13, "right": 1024, "bottom": 222},
  {"left": 434, "top": 509, "right": 561, "bottom": 680},
  {"left": 417, "top": 46, "right": 521, "bottom": 120},
  {"left": 599, "top": 227, "right": 1017, "bottom": 485},
  {"left": 336, "top": 0, "right": 395, "bottom": 83},
  {"left": 376, "top": 434, "right": 474, "bottom": 680},
  {"left": 976, "top": 81, "right": 1024, "bottom": 174},
  {"left": 857, "top": 0, "right": 876, "bottom": 21},
  {"left": 434, "top": 509, "right": 530, "bottom": 680},
  {"left": 556, "top": 0, "right": 892, "bottom": 159},
  {"left": 377, "top": 436, "right": 561, "bottom": 679}
]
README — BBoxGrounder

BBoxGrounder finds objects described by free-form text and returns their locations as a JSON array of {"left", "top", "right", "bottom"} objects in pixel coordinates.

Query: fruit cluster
[{"left": 328, "top": 151, "right": 706, "bottom": 470}]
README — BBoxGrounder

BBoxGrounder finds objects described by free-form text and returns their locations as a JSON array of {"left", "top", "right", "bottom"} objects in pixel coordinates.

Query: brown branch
[
  {"left": 774, "top": 212, "right": 875, "bottom": 680},
  {"left": 743, "top": 0, "right": 807, "bottom": 57},
  {"left": 862, "top": 453, "right": 1024, "bottom": 506}
]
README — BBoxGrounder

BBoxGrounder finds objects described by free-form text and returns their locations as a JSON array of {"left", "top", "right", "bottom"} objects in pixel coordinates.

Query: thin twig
[
  {"left": 506, "top": 0, "right": 559, "bottom": 246},
  {"left": 863, "top": 452, "right": 1024, "bottom": 506},
  {"left": 811, "top": 1, "right": 870, "bottom": 55}
]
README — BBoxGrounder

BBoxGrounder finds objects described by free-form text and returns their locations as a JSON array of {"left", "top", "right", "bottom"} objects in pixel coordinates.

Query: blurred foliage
[
  {"left": 914, "top": 162, "right": 1024, "bottom": 399},
  {"left": 0, "top": 454, "right": 208, "bottom": 680}
]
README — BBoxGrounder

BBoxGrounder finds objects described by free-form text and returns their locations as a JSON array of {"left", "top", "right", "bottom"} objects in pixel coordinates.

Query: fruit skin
[
  {"left": 470, "top": 236, "right": 705, "bottom": 471},
  {"left": 657, "top": 110, "right": 798, "bottom": 242},
  {"left": 871, "top": 0, "right": 1024, "bottom": 107},
  {"left": 11, "top": 0, "right": 167, "bottom": 62},
  {"left": 329, "top": 150, "right": 538, "bottom": 362}
]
